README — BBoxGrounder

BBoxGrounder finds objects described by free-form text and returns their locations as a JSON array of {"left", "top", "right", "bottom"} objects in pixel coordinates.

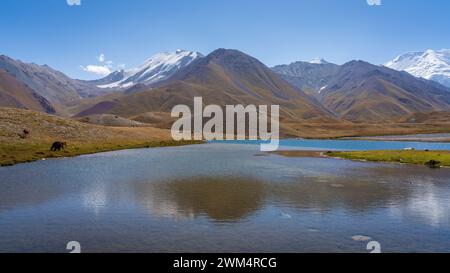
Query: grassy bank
[
  {"left": 0, "top": 140, "right": 202, "bottom": 166},
  {"left": 326, "top": 150, "right": 450, "bottom": 167},
  {"left": 0, "top": 107, "right": 203, "bottom": 167}
]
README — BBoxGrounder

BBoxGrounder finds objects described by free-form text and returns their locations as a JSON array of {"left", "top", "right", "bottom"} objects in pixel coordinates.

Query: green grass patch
[
  {"left": 326, "top": 150, "right": 450, "bottom": 167},
  {"left": 0, "top": 140, "right": 203, "bottom": 167}
]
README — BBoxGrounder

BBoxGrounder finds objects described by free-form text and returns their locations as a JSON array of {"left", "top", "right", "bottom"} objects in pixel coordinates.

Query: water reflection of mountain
[
  {"left": 133, "top": 176, "right": 266, "bottom": 222},
  {"left": 131, "top": 172, "right": 421, "bottom": 222}
]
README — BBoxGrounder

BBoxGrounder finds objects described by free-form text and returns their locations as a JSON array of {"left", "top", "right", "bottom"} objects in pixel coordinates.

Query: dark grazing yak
[{"left": 50, "top": 141, "right": 67, "bottom": 152}]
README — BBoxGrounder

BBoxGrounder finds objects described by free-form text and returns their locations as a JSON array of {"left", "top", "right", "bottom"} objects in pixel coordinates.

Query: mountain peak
[
  {"left": 208, "top": 48, "right": 248, "bottom": 59},
  {"left": 309, "top": 57, "right": 329, "bottom": 64},
  {"left": 385, "top": 49, "right": 450, "bottom": 87},
  {"left": 343, "top": 60, "right": 372, "bottom": 67},
  {"left": 203, "top": 49, "right": 263, "bottom": 70}
]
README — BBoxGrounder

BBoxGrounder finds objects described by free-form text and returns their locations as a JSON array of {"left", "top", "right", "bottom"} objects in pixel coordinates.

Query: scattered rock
[
  {"left": 307, "top": 228, "right": 319, "bottom": 232},
  {"left": 280, "top": 212, "right": 292, "bottom": 219},
  {"left": 351, "top": 235, "right": 372, "bottom": 242}
]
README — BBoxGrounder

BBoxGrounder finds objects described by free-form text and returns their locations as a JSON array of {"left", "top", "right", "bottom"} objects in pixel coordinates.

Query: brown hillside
[
  {"left": 321, "top": 61, "right": 450, "bottom": 122},
  {"left": 0, "top": 69, "right": 55, "bottom": 113}
]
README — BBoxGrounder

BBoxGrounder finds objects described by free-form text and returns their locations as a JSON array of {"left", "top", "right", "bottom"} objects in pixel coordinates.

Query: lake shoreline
[
  {"left": 272, "top": 150, "right": 450, "bottom": 168},
  {"left": 3, "top": 131, "right": 450, "bottom": 167},
  {"left": 4, "top": 137, "right": 450, "bottom": 167},
  {"left": 339, "top": 135, "right": 450, "bottom": 143},
  {"left": 0, "top": 140, "right": 204, "bottom": 167}
]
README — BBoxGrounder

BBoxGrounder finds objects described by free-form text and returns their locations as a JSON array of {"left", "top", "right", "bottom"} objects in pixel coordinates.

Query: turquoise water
[{"left": 214, "top": 139, "right": 450, "bottom": 151}]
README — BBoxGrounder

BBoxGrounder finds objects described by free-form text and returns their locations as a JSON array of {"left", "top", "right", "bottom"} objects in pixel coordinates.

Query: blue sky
[{"left": 0, "top": 0, "right": 449, "bottom": 80}]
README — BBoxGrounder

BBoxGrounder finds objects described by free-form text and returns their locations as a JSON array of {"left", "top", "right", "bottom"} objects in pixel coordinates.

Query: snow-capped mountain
[
  {"left": 385, "top": 49, "right": 450, "bottom": 87},
  {"left": 309, "top": 57, "right": 330, "bottom": 64},
  {"left": 96, "top": 49, "right": 203, "bottom": 88}
]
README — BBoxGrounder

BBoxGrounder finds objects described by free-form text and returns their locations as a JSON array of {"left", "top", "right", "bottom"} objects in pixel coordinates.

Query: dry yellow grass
[
  {"left": 281, "top": 121, "right": 450, "bottom": 139},
  {"left": 0, "top": 107, "right": 200, "bottom": 166}
]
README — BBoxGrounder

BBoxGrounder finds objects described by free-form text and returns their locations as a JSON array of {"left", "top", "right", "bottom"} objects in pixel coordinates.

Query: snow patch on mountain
[
  {"left": 385, "top": 49, "right": 450, "bottom": 87},
  {"left": 309, "top": 57, "right": 329, "bottom": 64}
]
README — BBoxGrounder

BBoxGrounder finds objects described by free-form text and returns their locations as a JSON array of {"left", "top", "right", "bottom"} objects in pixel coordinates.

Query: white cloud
[
  {"left": 67, "top": 0, "right": 81, "bottom": 6},
  {"left": 82, "top": 53, "right": 124, "bottom": 76},
  {"left": 367, "top": 0, "right": 381, "bottom": 5},
  {"left": 81, "top": 65, "right": 111, "bottom": 76}
]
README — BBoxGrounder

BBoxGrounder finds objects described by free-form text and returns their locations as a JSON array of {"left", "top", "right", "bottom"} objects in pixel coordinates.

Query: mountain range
[
  {"left": 77, "top": 49, "right": 335, "bottom": 123},
  {"left": 273, "top": 58, "right": 450, "bottom": 122},
  {"left": 1, "top": 48, "right": 450, "bottom": 130}
]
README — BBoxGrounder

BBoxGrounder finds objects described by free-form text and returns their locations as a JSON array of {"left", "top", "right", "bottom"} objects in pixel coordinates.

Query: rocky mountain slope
[
  {"left": 320, "top": 61, "right": 450, "bottom": 122},
  {"left": 0, "top": 55, "right": 109, "bottom": 109},
  {"left": 273, "top": 58, "right": 450, "bottom": 122},
  {"left": 272, "top": 60, "right": 340, "bottom": 95},
  {"left": 0, "top": 69, "right": 55, "bottom": 113}
]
